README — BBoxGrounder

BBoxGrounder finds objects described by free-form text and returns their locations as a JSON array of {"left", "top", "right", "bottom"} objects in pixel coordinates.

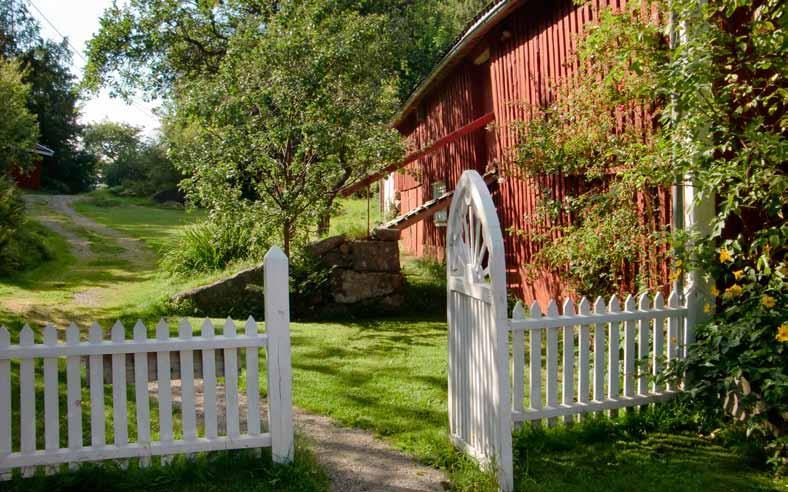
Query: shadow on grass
[
  {"left": 0, "top": 441, "right": 328, "bottom": 492},
  {"left": 512, "top": 407, "right": 780, "bottom": 492}
]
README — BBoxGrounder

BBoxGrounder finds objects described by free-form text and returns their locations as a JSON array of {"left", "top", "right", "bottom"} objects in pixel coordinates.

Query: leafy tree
[
  {"left": 1, "top": 0, "right": 95, "bottom": 192},
  {"left": 83, "top": 121, "right": 142, "bottom": 184},
  {"left": 83, "top": 0, "right": 275, "bottom": 101},
  {"left": 170, "top": 1, "right": 403, "bottom": 256},
  {"left": 83, "top": 120, "right": 181, "bottom": 196},
  {"left": 0, "top": 48, "right": 50, "bottom": 275},
  {"left": 0, "top": 57, "right": 38, "bottom": 173},
  {"left": 83, "top": 0, "right": 489, "bottom": 262},
  {"left": 83, "top": 0, "right": 489, "bottom": 102}
]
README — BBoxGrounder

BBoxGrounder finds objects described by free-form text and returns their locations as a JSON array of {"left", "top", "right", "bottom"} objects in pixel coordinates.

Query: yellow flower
[
  {"left": 762, "top": 295, "right": 776, "bottom": 309},
  {"left": 670, "top": 270, "right": 682, "bottom": 282},
  {"left": 675, "top": 259, "right": 683, "bottom": 268},
  {"left": 724, "top": 284, "right": 743, "bottom": 299},
  {"left": 777, "top": 324, "right": 788, "bottom": 343},
  {"left": 710, "top": 286, "right": 720, "bottom": 297},
  {"left": 719, "top": 248, "right": 733, "bottom": 263},
  {"left": 733, "top": 270, "right": 744, "bottom": 280},
  {"left": 704, "top": 303, "right": 712, "bottom": 314}
]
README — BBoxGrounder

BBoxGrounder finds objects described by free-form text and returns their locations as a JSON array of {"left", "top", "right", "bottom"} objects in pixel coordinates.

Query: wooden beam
[
  {"left": 381, "top": 169, "right": 499, "bottom": 231},
  {"left": 340, "top": 112, "right": 495, "bottom": 197}
]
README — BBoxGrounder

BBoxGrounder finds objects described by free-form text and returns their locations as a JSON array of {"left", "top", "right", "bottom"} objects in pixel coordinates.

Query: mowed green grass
[
  {"left": 1, "top": 193, "right": 783, "bottom": 492},
  {"left": 328, "top": 195, "right": 382, "bottom": 238},
  {"left": 73, "top": 193, "right": 206, "bottom": 254},
  {"left": 1, "top": 445, "right": 328, "bottom": 492}
]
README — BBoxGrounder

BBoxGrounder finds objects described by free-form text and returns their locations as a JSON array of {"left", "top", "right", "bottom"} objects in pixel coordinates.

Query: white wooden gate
[
  {"left": 0, "top": 246, "right": 293, "bottom": 478},
  {"left": 446, "top": 171, "right": 694, "bottom": 491},
  {"left": 446, "top": 171, "right": 513, "bottom": 491}
]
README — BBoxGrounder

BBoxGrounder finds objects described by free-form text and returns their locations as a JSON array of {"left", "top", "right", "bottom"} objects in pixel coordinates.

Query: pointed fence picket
[{"left": 0, "top": 246, "right": 293, "bottom": 478}]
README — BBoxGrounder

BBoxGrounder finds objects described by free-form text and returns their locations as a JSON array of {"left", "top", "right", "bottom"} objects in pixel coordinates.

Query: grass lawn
[
  {"left": 285, "top": 318, "right": 784, "bottom": 492},
  {"left": 328, "top": 195, "right": 382, "bottom": 238},
  {"left": 73, "top": 193, "right": 206, "bottom": 255},
  {"left": 0, "top": 193, "right": 214, "bottom": 327},
  {"left": 0, "top": 445, "right": 328, "bottom": 492},
  {"left": 1, "top": 192, "right": 783, "bottom": 492}
]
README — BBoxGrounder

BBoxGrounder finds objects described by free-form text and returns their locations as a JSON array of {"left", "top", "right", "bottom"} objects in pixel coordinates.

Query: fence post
[{"left": 265, "top": 246, "right": 294, "bottom": 464}]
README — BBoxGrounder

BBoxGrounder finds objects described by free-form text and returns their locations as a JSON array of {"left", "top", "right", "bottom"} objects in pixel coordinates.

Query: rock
[
  {"left": 371, "top": 227, "right": 401, "bottom": 241},
  {"left": 152, "top": 188, "right": 186, "bottom": 204},
  {"left": 350, "top": 240, "right": 400, "bottom": 273},
  {"left": 323, "top": 249, "right": 353, "bottom": 268},
  {"left": 332, "top": 270, "right": 404, "bottom": 304},
  {"left": 170, "top": 263, "right": 265, "bottom": 317},
  {"left": 308, "top": 235, "right": 346, "bottom": 256}
]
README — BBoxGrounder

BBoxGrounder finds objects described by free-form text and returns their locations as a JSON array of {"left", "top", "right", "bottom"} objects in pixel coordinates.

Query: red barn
[
  {"left": 11, "top": 144, "right": 54, "bottom": 190},
  {"left": 345, "top": 0, "right": 674, "bottom": 306}
]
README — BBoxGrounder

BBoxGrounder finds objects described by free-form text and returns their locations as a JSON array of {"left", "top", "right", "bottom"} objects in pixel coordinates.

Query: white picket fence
[
  {"left": 0, "top": 246, "right": 293, "bottom": 478},
  {"left": 510, "top": 291, "right": 687, "bottom": 425},
  {"left": 446, "top": 171, "right": 697, "bottom": 491}
]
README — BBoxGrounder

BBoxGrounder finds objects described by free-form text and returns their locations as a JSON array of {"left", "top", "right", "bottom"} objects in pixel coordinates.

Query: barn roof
[
  {"left": 33, "top": 144, "right": 54, "bottom": 157},
  {"left": 393, "top": 0, "right": 523, "bottom": 126}
]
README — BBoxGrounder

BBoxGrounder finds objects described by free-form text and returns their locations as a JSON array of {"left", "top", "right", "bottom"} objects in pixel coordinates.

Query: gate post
[
  {"left": 446, "top": 170, "right": 513, "bottom": 491},
  {"left": 264, "top": 246, "right": 294, "bottom": 463}
]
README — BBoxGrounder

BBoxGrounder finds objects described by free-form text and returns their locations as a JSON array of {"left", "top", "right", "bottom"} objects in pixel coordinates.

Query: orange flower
[
  {"left": 724, "top": 284, "right": 743, "bottom": 299},
  {"left": 777, "top": 324, "right": 788, "bottom": 343},
  {"left": 719, "top": 248, "right": 733, "bottom": 263},
  {"left": 762, "top": 295, "right": 776, "bottom": 309}
]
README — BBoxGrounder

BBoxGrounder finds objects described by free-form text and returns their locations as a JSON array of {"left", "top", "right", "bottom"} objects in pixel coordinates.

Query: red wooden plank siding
[{"left": 394, "top": 0, "right": 672, "bottom": 305}]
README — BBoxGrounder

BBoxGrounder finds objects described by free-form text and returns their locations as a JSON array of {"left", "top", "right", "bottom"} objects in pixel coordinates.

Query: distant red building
[
  {"left": 11, "top": 143, "right": 54, "bottom": 190},
  {"left": 347, "top": 0, "right": 673, "bottom": 305}
]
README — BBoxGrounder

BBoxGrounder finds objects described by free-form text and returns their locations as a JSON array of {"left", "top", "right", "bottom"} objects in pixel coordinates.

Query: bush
[
  {"left": 678, "top": 276, "right": 787, "bottom": 469},
  {"left": 0, "top": 178, "right": 53, "bottom": 275},
  {"left": 161, "top": 218, "right": 268, "bottom": 275}
]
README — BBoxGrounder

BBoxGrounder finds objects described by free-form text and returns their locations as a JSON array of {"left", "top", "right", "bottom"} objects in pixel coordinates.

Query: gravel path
[
  {"left": 24, "top": 194, "right": 153, "bottom": 264},
  {"left": 23, "top": 195, "right": 94, "bottom": 259},
  {"left": 163, "top": 380, "right": 449, "bottom": 492},
  {"left": 11, "top": 195, "right": 157, "bottom": 312}
]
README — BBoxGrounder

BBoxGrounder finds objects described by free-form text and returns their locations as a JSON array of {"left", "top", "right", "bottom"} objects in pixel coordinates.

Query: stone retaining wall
[
  {"left": 307, "top": 230, "right": 405, "bottom": 312},
  {"left": 170, "top": 229, "right": 405, "bottom": 317}
]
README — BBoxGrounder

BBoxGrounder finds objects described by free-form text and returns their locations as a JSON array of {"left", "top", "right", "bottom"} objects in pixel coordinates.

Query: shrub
[
  {"left": 162, "top": 221, "right": 255, "bottom": 275},
  {"left": 0, "top": 178, "right": 53, "bottom": 275},
  {"left": 161, "top": 214, "right": 273, "bottom": 275}
]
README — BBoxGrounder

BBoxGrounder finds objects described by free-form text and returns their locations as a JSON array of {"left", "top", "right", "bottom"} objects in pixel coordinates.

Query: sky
[{"left": 26, "top": 0, "right": 161, "bottom": 137}]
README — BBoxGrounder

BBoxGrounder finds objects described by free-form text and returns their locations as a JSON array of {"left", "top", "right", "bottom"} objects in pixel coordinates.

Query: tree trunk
[
  {"left": 283, "top": 222, "right": 291, "bottom": 258},
  {"left": 317, "top": 192, "right": 339, "bottom": 237},
  {"left": 317, "top": 211, "right": 331, "bottom": 237}
]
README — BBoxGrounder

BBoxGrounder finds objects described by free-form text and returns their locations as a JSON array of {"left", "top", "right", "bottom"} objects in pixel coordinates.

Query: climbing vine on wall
[{"left": 510, "top": 1, "right": 673, "bottom": 297}]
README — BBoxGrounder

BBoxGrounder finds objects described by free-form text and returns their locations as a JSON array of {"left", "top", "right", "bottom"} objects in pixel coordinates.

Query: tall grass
[{"left": 161, "top": 222, "right": 261, "bottom": 275}]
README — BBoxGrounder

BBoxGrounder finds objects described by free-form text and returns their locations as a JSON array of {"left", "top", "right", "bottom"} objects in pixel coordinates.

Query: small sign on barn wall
[{"left": 432, "top": 181, "right": 448, "bottom": 227}]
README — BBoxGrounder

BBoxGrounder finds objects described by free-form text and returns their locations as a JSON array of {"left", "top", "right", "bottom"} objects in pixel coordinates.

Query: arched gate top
[{"left": 446, "top": 170, "right": 507, "bottom": 309}]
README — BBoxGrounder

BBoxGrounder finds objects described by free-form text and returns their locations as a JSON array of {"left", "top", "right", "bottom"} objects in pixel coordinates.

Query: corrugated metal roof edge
[{"left": 392, "top": 0, "right": 524, "bottom": 127}]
